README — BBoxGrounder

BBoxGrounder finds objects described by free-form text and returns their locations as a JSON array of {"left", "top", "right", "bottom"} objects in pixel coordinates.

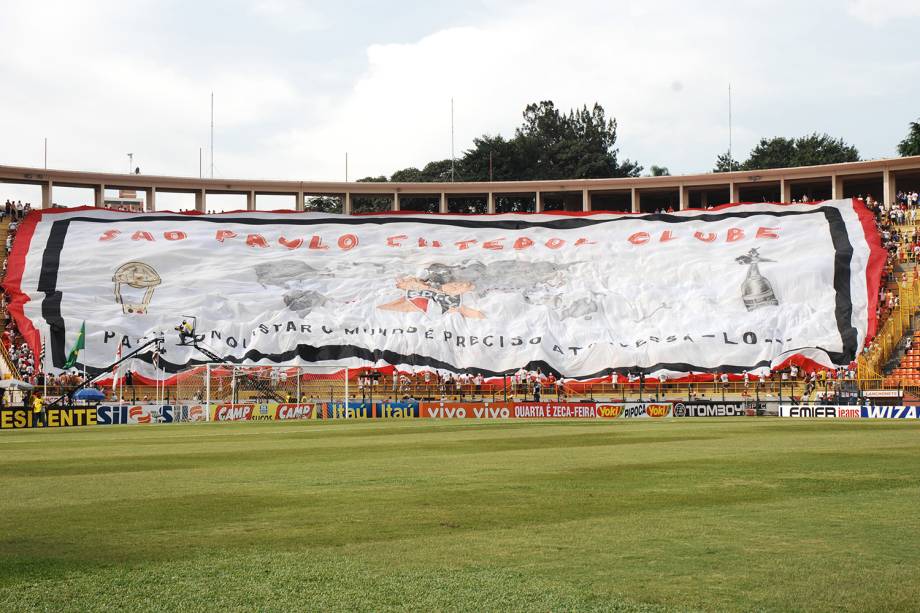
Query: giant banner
[{"left": 4, "top": 200, "right": 882, "bottom": 378}]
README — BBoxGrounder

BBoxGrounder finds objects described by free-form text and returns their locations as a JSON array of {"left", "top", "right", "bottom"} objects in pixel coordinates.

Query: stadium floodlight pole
[
  {"left": 210, "top": 92, "right": 214, "bottom": 179},
  {"left": 44, "top": 137, "right": 47, "bottom": 169},
  {"left": 450, "top": 98, "right": 455, "bottom": 182},
  {"left": 127, "top": 153, "right": 134, "bottom": 174},
  {"left": 728, "top": 83, "right": 733, "bottom": 172}
]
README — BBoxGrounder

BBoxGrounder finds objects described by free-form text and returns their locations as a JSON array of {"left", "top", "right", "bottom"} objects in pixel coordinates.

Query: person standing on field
[{"left": 31, "top": 393, "right": 45, "bottom": 428}]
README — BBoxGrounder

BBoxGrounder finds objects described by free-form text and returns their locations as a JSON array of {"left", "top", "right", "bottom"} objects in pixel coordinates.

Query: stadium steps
[{"left": 883, "top": 312, "right": 920, "bottom": 383}]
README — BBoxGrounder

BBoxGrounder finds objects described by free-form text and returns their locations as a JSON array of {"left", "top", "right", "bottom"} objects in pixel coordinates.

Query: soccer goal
[{"left": 174, "top": 364, "right": 352, "bottom": 420}]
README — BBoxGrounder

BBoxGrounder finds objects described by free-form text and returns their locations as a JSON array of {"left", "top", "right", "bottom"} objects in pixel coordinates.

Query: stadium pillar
[
  {"left": 343, "top": 192, "right": 352, "bottom": 215},
  {"left": 393, "top": 192, "right": 400, "bottom": 211},
  {"left": 487, "top": 192, "right": 495, "bottom": 214},
  {"left": 582, "top": 189, "right": 590, "bottom": 211},
  {"left": 195, "top": 189, "right": 206, "bottom": 213},
  {"left": 246, "top": 191, "right": 256, "bottom": 211},
  {"left": 780, "top": 179, "right": 791, "bottom": 203},
  {"left": 41, "top": 180, "right": 52, "bottom": 208},
  {"left": 439, "top": 192, "right": 448, "bottom": 214},
  {"left": 831, "top": 175, "right": 843, "bottom": 200},
  {"left": 94, "top": 184, "right": 105, "bottom": 208},
  {"left": 729, "top": 182, "right": 740, "bottom": 203},
  {"left": 295, "top": 192, "right": 305, "bottom": 212},
  {"left": 145, "top": 187, "right": 156, "bottom": 212},
  {"left": 883, "top": 169, "right": 896, "bottom": 206},
  {"left": 679, "top": 185, "right": 689, "bottom": 210},
  {"left": 535, "top": 191, "right": 543, "bottom": 212},
  {"left": 630, "top": 187, "right": 640, "bottom": 213}
]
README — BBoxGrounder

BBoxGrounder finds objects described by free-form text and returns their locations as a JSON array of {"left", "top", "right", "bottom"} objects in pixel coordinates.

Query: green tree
[
  {"left": 742, "top": 137, "right": 798, "bottom": 170},
  {"left": 649, "top": 165, "right": 670, "bottom": 176},
  {"left": 383, "top": 101, "right": 642, "bottom": 185},
  {"left": 789, "top": 133, "right": 859, "bottom": 166},
  {"left": 419, "top": 159, "right": 455, "bottom": 182},
  {"left": 304, "top": 196, "right": 341, "bottom": 213},
  {"left": 389, "top": 167, "right": 423, "bottom": 182},
  {"left": 513, "top": 101, "right": 641, "bottom": 179},
  {"left": 352, "top": 176, "right": 392, "bottom": 213},
  {"left": 390, "top": 160, "right": 457, "bottom": 182},
  {"left": 898, "top": 119, "right": 920, "bottom": 157},
  {"left": 457, "top": 135, "right": 521, "bottom": 181},
  {"left": 741, "top": 134, "right": 858, "bottom": 170},
  {"left": 713, "top": 151, "right": 739, "bottom": 172}
]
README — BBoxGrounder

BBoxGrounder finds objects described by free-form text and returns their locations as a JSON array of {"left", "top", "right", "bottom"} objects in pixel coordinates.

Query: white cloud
[
  {"left": 277, "top": 1, "right": 748, "bottom": 179},
  {"left": 249, "top": 0, "right": 329, "bottom": 33},
  {"left": 847, "top": 0, "right": 920, "bottom": 25},
  {"left": 1, "top": 0, "right": 919, "bottom": 208}
]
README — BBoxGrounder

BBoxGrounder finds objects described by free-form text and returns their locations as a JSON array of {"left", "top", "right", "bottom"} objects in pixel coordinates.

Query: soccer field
[{"left": 1, "top": 419, "right": 918, "bottom": 612}]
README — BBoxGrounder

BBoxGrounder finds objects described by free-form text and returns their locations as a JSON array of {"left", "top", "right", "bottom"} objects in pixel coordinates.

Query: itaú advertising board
[{"left": 5, "top": 200, "right": 882, "bottom": 379}]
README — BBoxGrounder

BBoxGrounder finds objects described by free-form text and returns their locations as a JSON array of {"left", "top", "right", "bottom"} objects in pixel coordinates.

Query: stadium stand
[{"left": 2, "top": 191, "right": 919, "bottom": 407}]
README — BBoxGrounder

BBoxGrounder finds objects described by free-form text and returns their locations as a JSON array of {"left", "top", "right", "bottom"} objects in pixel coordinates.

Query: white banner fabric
[{"left": 4, "top": 200, "right": 882, "bottom": 378}]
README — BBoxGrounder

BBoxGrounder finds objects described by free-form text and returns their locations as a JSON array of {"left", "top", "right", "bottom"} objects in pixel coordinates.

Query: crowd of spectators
[
  {"left": 0, "top": 206, "right": 38, "bottom": 385},
  {"left": 355, "top": 367, "right": 559, "bottom": 402},
  {"left": 3, "top": 199, "right": 31, "bottom": 223},
  {"left": 857, "top": 190, "right": 920, "bottom": 376}
]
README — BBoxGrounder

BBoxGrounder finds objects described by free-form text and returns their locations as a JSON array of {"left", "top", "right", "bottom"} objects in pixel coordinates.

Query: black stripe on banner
[
  {"left": 38, "top": 220, "right": 70, "bottom": 369},
  {"left": 47, "top": 207, "right": 851, "bottom": 230}
]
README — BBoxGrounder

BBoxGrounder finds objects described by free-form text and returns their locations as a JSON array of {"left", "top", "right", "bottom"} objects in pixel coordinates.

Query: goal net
[{"left": 174, "top": 364, "right": 351, "bottom": 421}]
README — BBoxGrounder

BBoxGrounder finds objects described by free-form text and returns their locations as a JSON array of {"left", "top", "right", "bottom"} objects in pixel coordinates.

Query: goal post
[{"left": 174, "top": 364, "right": 352, "bottom": 420}]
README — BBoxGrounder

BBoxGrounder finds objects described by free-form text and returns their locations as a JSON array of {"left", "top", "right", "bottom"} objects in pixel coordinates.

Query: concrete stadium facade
[{"left": 1, "top": 156, "right": 919, "bottom": 214}]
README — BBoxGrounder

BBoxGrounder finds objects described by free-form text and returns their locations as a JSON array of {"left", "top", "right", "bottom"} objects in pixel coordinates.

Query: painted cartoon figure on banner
[
  {"left": 736, "top": 248, "right": 779, "bottom": 311},
  {"left": 112, "top": 261, "right": 161, "bottom": 314},
  {"left": 378, "top": 263, "right": 485, "bottom": 319}
]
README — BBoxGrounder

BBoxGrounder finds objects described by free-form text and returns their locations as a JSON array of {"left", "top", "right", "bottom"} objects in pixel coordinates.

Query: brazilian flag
[{"left": 63, "top": 322, "right": 85, "bottom": 369}]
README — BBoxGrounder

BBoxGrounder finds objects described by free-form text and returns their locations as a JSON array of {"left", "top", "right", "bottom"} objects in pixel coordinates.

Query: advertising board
[
  {"left": 779, "top": 405, "right": 861, "bottom": 418},
  {"left": 0, "top": 406, "right": 97, "bottom": 429},
  {"left": 595, "top": 403, "right": 672, "bottom": 419},
  {"left": 672, "top": 402, "right": 756, "bottom": 417}
]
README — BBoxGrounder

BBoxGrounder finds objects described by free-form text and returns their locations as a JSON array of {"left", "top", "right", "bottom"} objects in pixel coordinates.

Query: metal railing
[
  {"left": 859, "top": 277, "right": 920, "bottom": 382},
  {"left": 60, "top": 377, "right": 873, "bottom": 405}
]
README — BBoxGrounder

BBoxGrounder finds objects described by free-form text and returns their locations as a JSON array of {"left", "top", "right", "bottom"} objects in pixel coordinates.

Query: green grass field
[{"left": 1, "top": 418, "right": 919, "bottom": 612}]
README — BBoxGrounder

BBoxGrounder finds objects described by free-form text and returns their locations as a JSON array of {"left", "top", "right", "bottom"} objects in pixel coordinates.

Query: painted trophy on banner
[
  {"left": 736, "top": 248, "right": 779, "bottom": 311},
  {"left": 112, "top": 261, "right": 161, "bottom": 315}
]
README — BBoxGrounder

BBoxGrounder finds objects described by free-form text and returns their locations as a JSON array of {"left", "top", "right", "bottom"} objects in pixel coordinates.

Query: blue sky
[{"left": 1, "top": 0, "right": 919, "bottom": 206}]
